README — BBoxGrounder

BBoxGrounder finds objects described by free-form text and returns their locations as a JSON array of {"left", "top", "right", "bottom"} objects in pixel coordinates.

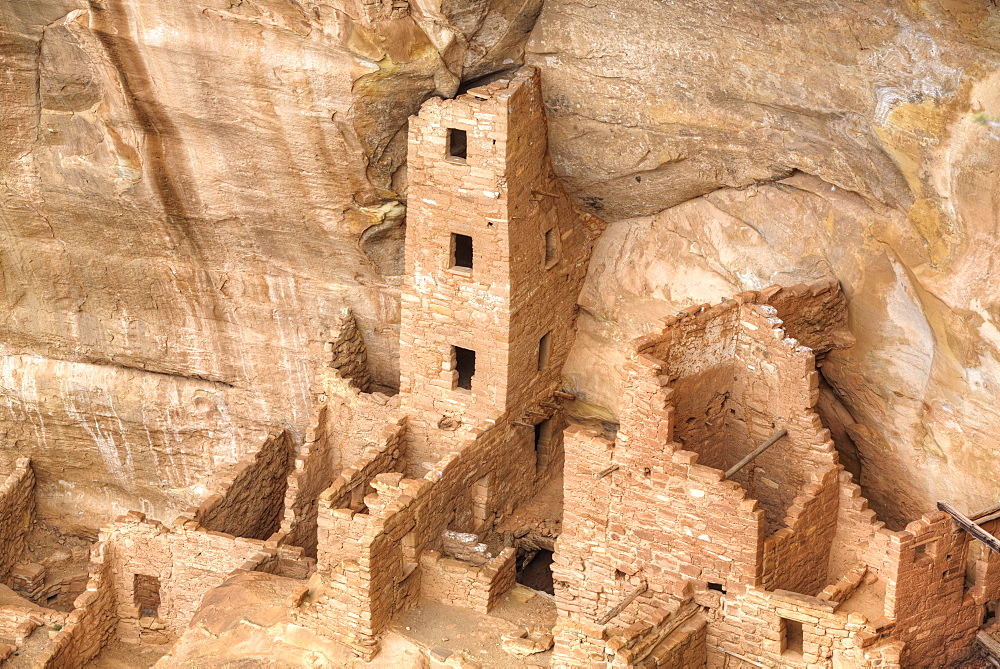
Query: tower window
[
  {"left": 781, "top": 618, "right": 803, "bottom": 656},
  {"left": 538, "top": 332, "right": 551, "bottom": 372},
  {"left": 544, "top": 228, "right": 559, "bottom": 267},
  {"left": 446, "top": 128, "right": 468, "bottom": 162},
  {"left": 453, "top": 346, "right": 476, "bottom": 390},
  {"left": 451, "top": 233, "right": 473, "bottom": 271}
]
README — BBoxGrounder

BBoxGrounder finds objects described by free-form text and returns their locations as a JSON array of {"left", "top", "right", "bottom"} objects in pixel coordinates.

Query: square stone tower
[{"left": 399, "top": 66, "right": 594, "bottom": 466}]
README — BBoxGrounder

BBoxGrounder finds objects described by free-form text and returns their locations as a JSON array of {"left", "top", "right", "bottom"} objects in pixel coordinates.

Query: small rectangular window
[
  {"left": 451, "top": 233, "right": 473, "bottom": 270},
  {"left": 447, "top": 128, "right": 467, "bottom": 162},
  {"left": 454, "top": 346, "right": 476, "bottom": 390},
  {"left": 781, "top": 618, "right": 803, "bottom": 656},
  {"left": 915, "top": 540, "right": 937, "bottom": 561},
  {"left": 133, "top": 574, "right": 161, "bottom": 617},
  {"left": 544, "top": 228, "right": 559, "bottom": 266},
  {"left": 538, "top": 332, "right": 551, "bottom": 372}
]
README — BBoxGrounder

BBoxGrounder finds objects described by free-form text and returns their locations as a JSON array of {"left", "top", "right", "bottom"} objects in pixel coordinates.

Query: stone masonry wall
[
  {"left": 400, "top": 66, "right": 601, "bottom": 467},
  {"left": 0, "top": 458, "right": 34, "bottom": 582},
  {"left": 196, "top": 427, "right": 295, "bottom": 541},
  {"left": 883, "top": 512, "right": 982, "bottom": 667},
  {"left": 34, "top": 541, "right": 117, "bottom": 669},
  {"left": 326, "top": 307, "right": 372, "bottom": 392},
  {"left": 281, "top": 352, "right": 400, "bottom": 557},
  {"left": 419, "top": 547, "right": 516, "bottom": 614},
  {"left": 103, "top": 512, "right": 307, "bottom": 642}
]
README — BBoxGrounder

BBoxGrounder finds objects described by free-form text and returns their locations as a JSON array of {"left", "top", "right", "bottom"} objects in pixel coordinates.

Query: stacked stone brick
[
  {"left": 195, "top": 427, "right": 294, "bottom": 541},
  {"left": 283, "top": 65, "right": 602, "bottom": 659},
  {"left": 0, "top": 458, "right": 35, "bottom": 582},
  {"left": 551, "top": 281, "right": 995, "bottom": 668},
  {"left": 325, "top": 307, "right": 372, "bottom": 392},
  {"left": 32, "top": 541, "right": 117, "bottom": 668}
]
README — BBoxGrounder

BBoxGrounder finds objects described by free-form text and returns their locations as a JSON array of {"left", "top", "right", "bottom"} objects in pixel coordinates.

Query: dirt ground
[{"left": 395, "top": 588, "right": 557, "bottom": 668}]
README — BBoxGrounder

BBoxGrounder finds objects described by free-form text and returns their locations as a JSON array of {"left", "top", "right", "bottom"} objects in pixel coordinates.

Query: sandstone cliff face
[
  {"left": 0, "top": 0, "right": 538, "bottom": 530},
  {"left": 1, "top": 0, "right": 998, "bottom": 531}
]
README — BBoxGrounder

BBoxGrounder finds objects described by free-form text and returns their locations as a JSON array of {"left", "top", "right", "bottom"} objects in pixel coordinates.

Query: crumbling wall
[
  {"left": 762, "top": 280, "right": 854, "bottom": 355},
  {"left": 606, "top": 605, "right": 706, "bottom": 668},
  {"left": 281, "top": 359, "right": 399, "bottom": 557},
  {"left": 762, "top": 466, "right": 840, "bottom": 595},
  {"left": 419, "top": 547, "right": 516, "bottom": 613},
  {"left": 196, "top": 428, "right": 295, "bottom": 541},
  {"left": 34, "top": 541, "right": 117, "bottom": 669},
  {"left": 0, "top": 458, "right": 34, "bottom": 581},
  {"left": 326, "top": 308, "right": 372, "bottom": 392},
  {"left": 883, "top": 512, "right": 982, "bottom": 667}
]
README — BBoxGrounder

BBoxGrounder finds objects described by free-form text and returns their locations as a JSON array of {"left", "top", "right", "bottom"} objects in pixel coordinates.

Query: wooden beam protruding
[
  {"left": 723, "top": 429, "right": 788, "bottom": 480},
  {"left": 938, "top": 501, "right": 1000, "bottom": 554},
  {"left": 596, "top": 581, "right": 648, "bottom": 625}
]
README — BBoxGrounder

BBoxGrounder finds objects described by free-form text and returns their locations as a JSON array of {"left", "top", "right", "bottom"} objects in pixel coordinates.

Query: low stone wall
[
  {"left": 419, "top": 547, "right": 516, "bottom": 613},
  {"left": 0, "top": 458, "right": 34, "bottom": 581},
  {"left": 607, "top": 605, "right": 706, "bottom": 668},
  {"left": 33, "top": 541, "right": 116, "bottom": 669},
  {"left": 195, "top": 427, "right": 294, "bottom": 541},
  {"left": 104, "top": 511, "right": 308, "bottom": 642},
  {"left": 281, "top": 373, "right": 400, "bottom": 557}
]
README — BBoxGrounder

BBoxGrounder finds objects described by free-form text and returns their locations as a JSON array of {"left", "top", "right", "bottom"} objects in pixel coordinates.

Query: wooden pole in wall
[
  {"left": 596, "top": 582, "right": 647, "bottom": 625},
  {"left": 722, "top": 429, "right": 788, "bottom": 480},
  {"left": 938, "top": 502, "right": 1000, "bottom": 554}
]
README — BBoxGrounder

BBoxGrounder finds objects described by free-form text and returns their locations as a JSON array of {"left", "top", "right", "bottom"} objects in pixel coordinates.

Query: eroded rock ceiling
[{"left": 1, "top": 0, "right": 998, "bottom": 531}]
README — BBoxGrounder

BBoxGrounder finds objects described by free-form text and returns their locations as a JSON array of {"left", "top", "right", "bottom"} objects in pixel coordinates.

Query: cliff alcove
[{"left": 1, "top": 0, "right": 1000, "bottom": 667}]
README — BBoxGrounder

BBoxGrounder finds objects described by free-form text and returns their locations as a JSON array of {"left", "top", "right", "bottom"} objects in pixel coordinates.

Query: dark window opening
[
  {"left": 537, "top": 332, "right": 551, "bottom": 372},
  {"left": 708, "top": 582, "right": 726, "bottom": 593},
  {"left": 915, "top": 540, "right": 937, "bottom": 561},
  {"left": 133, "top": 574, "right": 161, "bottom": 617},
  {"left": 454, "top": 346, "right": 476, "bottom": 391},
  {"left": 782, "top": 618, "right": 804, "bottom": 656},
  {"left": 544, "top": 228, "right": 558, "bottom": 266},
  {"left": 451, "top": 233, "right": 473, "bottom": 270},
  {"left": 447, "top": 128, "right": 467, "bottom": 162},
  {"left": 517, "top": 549, "right": 554, "bottom": 595}
]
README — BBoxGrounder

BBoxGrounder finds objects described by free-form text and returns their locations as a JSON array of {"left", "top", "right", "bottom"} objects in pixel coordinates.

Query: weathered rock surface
[
  {"left": 0, "top": 0, "right": 537, "bottom": 530},
  {"left": 2, "top": 0, "right": 999, "bottom": 532}
]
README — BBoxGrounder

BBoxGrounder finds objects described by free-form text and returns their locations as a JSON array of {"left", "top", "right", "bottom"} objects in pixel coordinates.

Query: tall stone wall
[
  {"left": 0, "top": 458, "right": 34, "bottom": 581},
  {"left": 195, "top": 427, "right": 294, "bottom": 541}
]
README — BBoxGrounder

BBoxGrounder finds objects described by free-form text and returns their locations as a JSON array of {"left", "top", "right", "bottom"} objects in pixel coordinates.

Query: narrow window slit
[
  {"left": 538, "top": 332, "right": 551, "bottom": 372},
  {"left": 447, "top": 128, "right": 467, "bottom": 162},
  {"left": 454, "top": 346, "right": 476, "bottom": 390},
  {"left": 451, "top": 233, "right": 473, "bottom": 270},
  {"left": 544, "top": 227, "right": 559, "bottom": 266}
]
